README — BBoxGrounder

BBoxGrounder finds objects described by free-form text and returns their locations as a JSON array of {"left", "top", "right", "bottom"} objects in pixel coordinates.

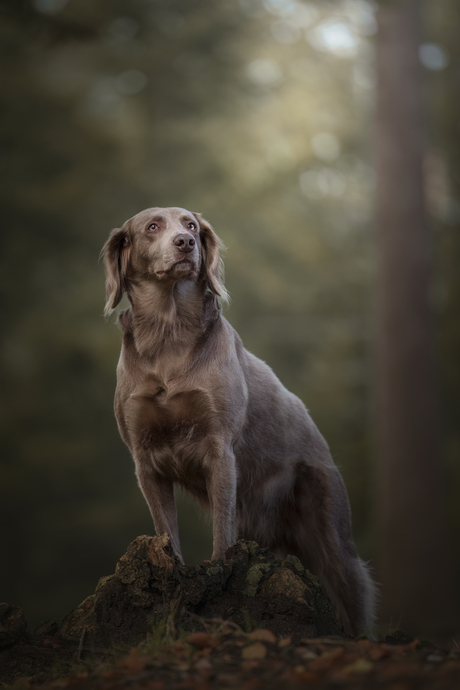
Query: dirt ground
[{"left": 3, "top": 624, "right": 460, "bottom": 690}]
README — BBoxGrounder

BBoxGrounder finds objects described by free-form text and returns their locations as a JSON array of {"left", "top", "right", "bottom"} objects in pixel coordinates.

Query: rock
[
  {"left": 59, "top": 535, "right": 342, "bottom": 650},
  {"left": 0, "top": 603, "right": 28, "bottom": 650}
]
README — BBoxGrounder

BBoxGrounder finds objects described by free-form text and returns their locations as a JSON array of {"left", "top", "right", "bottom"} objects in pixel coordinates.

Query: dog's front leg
[
  {"left": 206, "top": 450, "right": 238, "bottom": 561},
  {"left": 136, "top": 464, "right": 183, "bottom": 563}
]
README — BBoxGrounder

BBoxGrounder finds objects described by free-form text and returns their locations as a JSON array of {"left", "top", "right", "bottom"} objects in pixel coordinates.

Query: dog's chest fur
[{"left": 119, "top": 347, "right": 217, "bottom": 489}]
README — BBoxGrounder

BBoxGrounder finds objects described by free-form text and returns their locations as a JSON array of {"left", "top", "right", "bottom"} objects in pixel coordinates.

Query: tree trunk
[{"left": 374, "top": 0, "right": 457, "bottom": 635}]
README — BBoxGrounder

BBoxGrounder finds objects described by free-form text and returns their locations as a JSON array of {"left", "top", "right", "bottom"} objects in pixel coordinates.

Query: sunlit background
[{"left": 1, "top": 0, "right": 459, "bottom": 635}]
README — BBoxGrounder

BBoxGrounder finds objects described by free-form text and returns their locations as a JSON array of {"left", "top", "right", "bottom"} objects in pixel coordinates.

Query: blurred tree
[{"left": 374, "top": 0, "right": 458, "bottom": 635}]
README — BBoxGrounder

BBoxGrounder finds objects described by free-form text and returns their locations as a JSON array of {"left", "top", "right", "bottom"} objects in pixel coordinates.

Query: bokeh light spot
[
  {"left": 247, "top": 59, "right": 283, "bottom": 85},
  {"left": 307, "top": 20, "right": 360, "bottom": 58},
  {"left": 300, "top": 168, "right": 346, "bottom": 199},
  {"left": 419, "top": 43, "right": 449, "bottom": 71},
  {"left": 311, "top": 132, "right": 341, "bottom": 162}
]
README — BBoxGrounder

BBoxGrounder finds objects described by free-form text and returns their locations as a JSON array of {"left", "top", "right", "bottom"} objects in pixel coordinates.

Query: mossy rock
[{"left": 59, "top": 535, "right": 341, "bottom": 649}]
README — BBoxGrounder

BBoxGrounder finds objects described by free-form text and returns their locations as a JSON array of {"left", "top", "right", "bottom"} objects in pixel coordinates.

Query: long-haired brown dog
[{"left": 102, "top": 206, "right": 375, "bottom": 635}]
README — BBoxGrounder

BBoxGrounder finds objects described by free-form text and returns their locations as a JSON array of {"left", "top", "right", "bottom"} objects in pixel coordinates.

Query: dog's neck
[{"left": 121, "top": 277, "right": 219, "bottom": 359}]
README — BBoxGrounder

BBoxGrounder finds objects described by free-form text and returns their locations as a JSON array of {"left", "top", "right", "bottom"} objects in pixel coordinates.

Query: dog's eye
[
  {"left": 187, "top": 222, "right": 196, "bottom": 231},
  {"left": 147, "top": 223, "right": 158, "bottom": 232}
]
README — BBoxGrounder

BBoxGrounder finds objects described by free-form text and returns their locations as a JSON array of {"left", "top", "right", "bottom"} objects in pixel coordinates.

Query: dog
[{"left": 102, "top": 206, "right": 375, "bottom": 635}]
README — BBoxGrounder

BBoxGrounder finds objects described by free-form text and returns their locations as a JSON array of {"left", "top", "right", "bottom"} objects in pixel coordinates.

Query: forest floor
[{"left": 2, "top": 625, "right": 460, "bottom": 690}]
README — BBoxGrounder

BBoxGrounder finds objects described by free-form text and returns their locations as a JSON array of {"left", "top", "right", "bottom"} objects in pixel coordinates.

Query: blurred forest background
[{"left": 0, "top": 0, "right": 459, "bottom": 636}]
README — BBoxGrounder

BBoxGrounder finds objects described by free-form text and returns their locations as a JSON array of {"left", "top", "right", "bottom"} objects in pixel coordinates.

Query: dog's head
[{"left": 101, "top": 207, "right": 228, "bottom": 315}]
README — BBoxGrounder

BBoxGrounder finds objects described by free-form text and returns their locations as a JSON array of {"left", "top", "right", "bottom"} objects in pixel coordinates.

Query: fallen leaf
[
  {"left": 278, "top": 637, "right": 291, "bottom": 648},
  {"left": 120, "top": 648, "right": 148, "bottom": 674},
  {"left": 242, "top": 642, "right": 267, "bottom": 660},
  {"left": 247, "top": 629, "right": 276, "bottom": 644},
  {"left": 173, "top": 640, "right": 188, "bottom": 652},
  {"left": 295, "top": 646, "right": 318, "bottom": 661},
  {"left": 341, "top": 658, "right": 374, "bottom": 674},
  {"left": 186, "top": 631, "right": 214, "bottom": 649},
  {"left": 308, "top": 646, "right": 344, "bottom": 671},
  {"left": 296, "top": 670, "right": 319, "bottom": 683},
  {"left": 368, "top": 645, "right": 391, "bottom": 661},
  {"left": 381, "top": 662, "right": 423, "bottom": 678}
]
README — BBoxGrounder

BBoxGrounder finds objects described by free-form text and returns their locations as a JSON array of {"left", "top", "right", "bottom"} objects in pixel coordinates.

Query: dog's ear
[
  {"left": 101, "top": 223, "right": 131, "bottom": 316},
  {"left": 193, "top": 213, "right": 229, "bottom": 304}
]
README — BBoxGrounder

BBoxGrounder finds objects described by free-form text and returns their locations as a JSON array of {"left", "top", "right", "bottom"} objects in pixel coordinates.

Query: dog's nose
[{"left": 173, "top": 233, "right": 196, "bottom": 253}]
